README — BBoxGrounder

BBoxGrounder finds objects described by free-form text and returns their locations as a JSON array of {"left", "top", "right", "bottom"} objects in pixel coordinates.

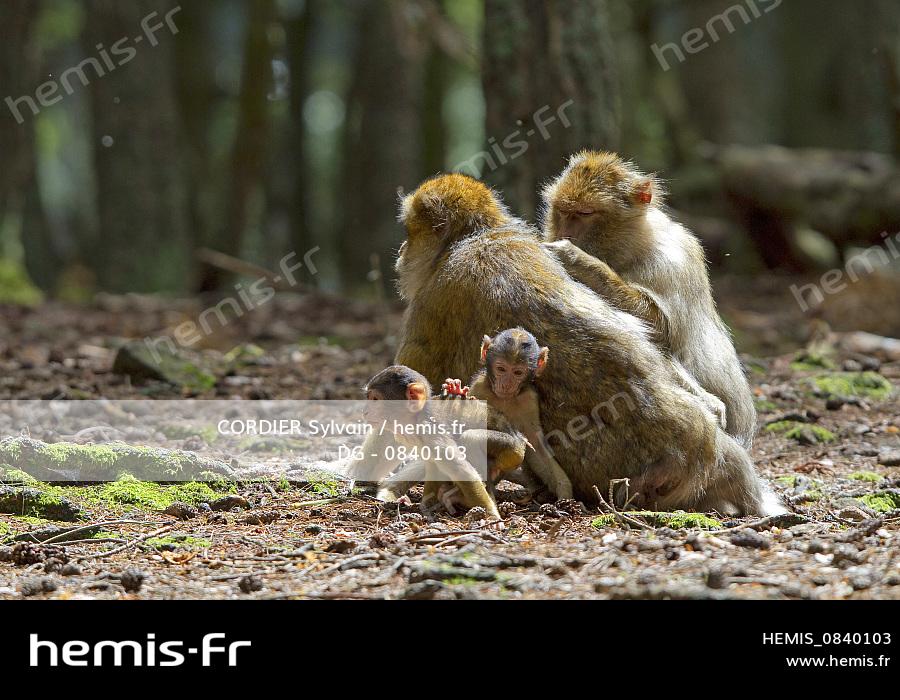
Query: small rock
[
  {"left": 880, "top": 450, "right": 900, "bottom": 467},
  {"left": 401, "top": 581, "right": 449, "bottom": 600},
  {"left": 729, "top": 529, "right": 770, "bottom": 549},
  {"left": 210, "top": 495, "right": 251, "bottom": 512},
  {"left": 163, "top": 502, "right": 198, "bottom": 520},
  {"left": 238, "top": 575, "right": 264, "bottom": 594},
  {"left": 0, "top": 546, "right": 13, "bottom": 562},
  {"left": 43, "top": 557, "right": 67, "bottom": 574},
  {"left": 305, "top": 524, "right": 324, "bottom": 534},
  {"left": 706, "top": 567, "right": 729, "bottom": 589},
  {"left": 60, "top": 563, "right": 82, "bottom": 576},
  {"left": 883, "top": 573, "right": 900, "bottom": 586},
  {"left": 825, "top": 397, "right": 846, "bottom": 411},
  {"left": 806, "top": 539, "right": 829, "bottom": 554},
  {"left": 120, "top": 568, "right": 146, "bottom": 593},
  {"left": 849, "top": 571, "right": 874, "bottom": 590},
  {"left": 832, "top": 545, "right": 865, "bottom": 568},
  {"left": 841, "top": 359, "right": 863, "bottom": 372},
  {"left": 20, "top": 576, "right": 57, "bottom": 597}
]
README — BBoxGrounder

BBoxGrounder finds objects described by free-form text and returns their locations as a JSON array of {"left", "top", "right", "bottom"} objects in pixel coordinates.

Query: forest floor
[{"left": 1, "top": 274, "right": 899, "bottom": 600}]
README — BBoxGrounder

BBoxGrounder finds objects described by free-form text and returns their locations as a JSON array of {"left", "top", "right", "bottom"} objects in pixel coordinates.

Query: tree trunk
[
  {"left": 481, "top": 0, "right": 620, "bottom": 221},
  {"left": 174, "top": 1, "right": 217, "bottom": 290},
  {"left": 284, "top": 0, "right": 316, "bottom": 266},
  {"left": 199, "top": 0, "right": 277, "bottom": 291},
  {"left": 86, "top": 0, "right": 190, "bottom": 293},
  {"left": 0, "top": 1, "right": 56, "bottom": 289},
  {"left": 338, "top": 0, "right": 427, "bottom": 293}
]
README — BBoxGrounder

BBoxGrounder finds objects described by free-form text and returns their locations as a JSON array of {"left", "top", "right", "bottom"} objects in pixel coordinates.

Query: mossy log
[{"left": 0, "top": 437, "right": 235, "bottom": 481}]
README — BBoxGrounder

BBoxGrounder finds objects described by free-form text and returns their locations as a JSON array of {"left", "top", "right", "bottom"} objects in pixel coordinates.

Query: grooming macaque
[
  {"left": 444, "top": 328, "right": 573, "bottom": 500},
  {"left": 346, "top": 365, "right": 527, "bottom": 518},
  {"left": 542, "top": 151, "right": 756, "bottom": 447},
  {"left": 394, "top": 173, "right": 782, "bottom": 516}
]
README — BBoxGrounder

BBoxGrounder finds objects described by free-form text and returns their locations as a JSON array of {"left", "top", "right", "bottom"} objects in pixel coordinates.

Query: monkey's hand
[
  {"left": 541, "top": 238, "right": 581, "bottom": 264},
  {"left": 702, "top": 393, "right": 728, "bottom": 429},
  {"left": 441, "top": 378, "right": 470, "bottom": 398}
]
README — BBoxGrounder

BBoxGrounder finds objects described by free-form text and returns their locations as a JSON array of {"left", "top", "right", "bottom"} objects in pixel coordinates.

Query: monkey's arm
[
  {"left": 345, "top": 432, "right": 400, "bottom": 484},
  {"left": 543, "top": 240, "right": 671, "bottom": 346}
]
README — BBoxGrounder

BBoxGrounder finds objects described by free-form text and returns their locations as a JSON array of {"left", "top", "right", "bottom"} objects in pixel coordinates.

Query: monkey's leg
[
  {"left": 436, "top": 458, "right": 500, "bottom": 518},
  {"left": 457, "top": 428, "right": 527, "bottom": 482},
  {"left": 668, "top": 359, "right": 728, "bottom": 429},
  {"left": 524, "top": 447, "right": 573, "bottom": 501},
  {"left": 701, "top": 432, "right": 785, "bottom": 517},
  {"left": 545, "top": 241, "right": 671, "bottom": 345}
]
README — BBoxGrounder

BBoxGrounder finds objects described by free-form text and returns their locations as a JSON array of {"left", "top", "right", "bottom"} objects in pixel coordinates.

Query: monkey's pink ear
[
  {"left": 633, "top": 179, "right": 653, "bottom": 205},
  {"left": 535, "top": 347, "right": 549, "bottom": 377},
  {"left": 406, "top": 382, "right": 429, "bottom": 413},
  {"left": 480, "top": 335, "right": 492, "bottom": 364}
]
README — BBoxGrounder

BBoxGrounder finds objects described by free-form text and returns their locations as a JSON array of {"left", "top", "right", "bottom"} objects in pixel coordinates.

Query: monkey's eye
[
  {"left": 514, "top": 369, "right": 525, "bottom": 377},
  {"left": 576, "top": 210, "right": 595, "bottom": 217}
]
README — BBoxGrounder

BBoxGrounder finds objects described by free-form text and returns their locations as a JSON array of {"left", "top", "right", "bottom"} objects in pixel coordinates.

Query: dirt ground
[{"left": 1, "top": 275, "right": 899, "bottom": 600}]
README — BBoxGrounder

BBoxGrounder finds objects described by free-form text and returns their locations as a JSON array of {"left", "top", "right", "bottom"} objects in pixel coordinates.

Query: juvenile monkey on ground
[
  {"left": 346, "top": 365, "right": 526, "bottom": 518},
  {"left": 542, "top": 150, "right": 757, "bottom": 448},
  {"left": 444, "top": 328, "right": 573, "bottom": 501},
  {"left": 394, "top": 173, "right": 782, "bottom": 516}
]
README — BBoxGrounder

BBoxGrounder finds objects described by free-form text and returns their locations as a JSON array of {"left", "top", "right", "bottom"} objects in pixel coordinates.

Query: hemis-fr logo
[{"left": 30, "top": 633, "right": 251, "bottom": 667}]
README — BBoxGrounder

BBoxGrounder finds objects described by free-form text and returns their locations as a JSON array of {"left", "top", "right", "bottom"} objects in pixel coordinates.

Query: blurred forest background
[{"left": 2, "top": 0, "right": 900, "bottom": 305}]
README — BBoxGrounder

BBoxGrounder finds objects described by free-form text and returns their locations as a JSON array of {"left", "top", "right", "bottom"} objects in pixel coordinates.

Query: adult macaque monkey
[
  {"left": 444, "top": 328, "right": 573, "bottom": 500},
  {"left": 542, "top": 151, "right": 756, "bottom": 448},
  {"left": 394, "top": 173, "right": 782, "bottom": 516},
  {"left": 346, "top": 365, "right": 526, "bottom": 518}
]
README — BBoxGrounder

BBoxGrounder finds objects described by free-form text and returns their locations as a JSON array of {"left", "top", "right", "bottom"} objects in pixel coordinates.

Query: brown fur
[
  {"left": 543, "top": 150, "right": 757, "bottom": 448},
  {"left": 394, "top": 174, "right": 780, "bottom": 515}
]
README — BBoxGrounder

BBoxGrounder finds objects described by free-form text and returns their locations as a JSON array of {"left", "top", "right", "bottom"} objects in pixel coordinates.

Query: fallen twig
[
  {"left": 78, "top": 523, "right": 176, "bottom": 561},
  {"left": 593, "top": 485, "right": 653, "bottom": 531}
]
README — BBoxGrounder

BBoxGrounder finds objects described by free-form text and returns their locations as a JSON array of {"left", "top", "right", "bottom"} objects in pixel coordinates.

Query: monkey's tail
[{"left": 706, "top": 431, "right": 786, "bottom": 517}]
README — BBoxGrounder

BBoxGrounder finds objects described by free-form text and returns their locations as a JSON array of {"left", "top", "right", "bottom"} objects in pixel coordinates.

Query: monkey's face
[
  {"left": 363, "top": 366, "right": 430, "bottom": 423},
  {"left": 488, "top": 357, "right": 530, "bottom": 399},
  {"left": 543, "top": 151, "right": 655, "bottom": 256}
]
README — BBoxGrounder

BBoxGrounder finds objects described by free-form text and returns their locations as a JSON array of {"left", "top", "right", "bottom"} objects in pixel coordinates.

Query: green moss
[
  {"left": 160, "top": 423, "right": 218, "bottom": 444},
  {"left": 11, "top": 515, "right": 53, "bottom": 526},
  {"left": 857, "top": 492, "right": 900, "bottom": 513},
  {"left": 0, "top": 437, "right": 233, "bottom": 480},
  {"left": 0, "top": 480, "right": 82, "bottom": 521},
  {"left": 791, "top": 352, "right": 836, "bottom": 372},
  {"left": 0, "top": 259, "right": 43, "bottom": 306},
  {"left": 765, "top": 421, "right": 835, "bottom": 443},
  {"left": 0, "top": 521, "right": 11, "bottom": 539},
  {"left": 591, "top": 511, "right": 722, "bottom": 530},
  {"left": 0, "top": 467, "right": 39, "bottom": 484},
  {"left": 305, "top": 471, "right": 344, "bottom": 498},
  {"left": 812, "top": 372, "right": 893, "bottom": 401},
  {"left": 754, "top": 400, "right": 778, "bottom": 412},
  {"left": 765, "top": 421, "right": 798, "bottom": 434},
  {"left": 848, "top": 471, "right": 883, "bottom": 483},
  {"left": 145, "top": 534, "right": 211, "bottom": 550},
  {"left": 94, "top": 474, "right": 218, "bottom": 510},
  {"left": 775, "top": 475, "right": 799, "bottom": 487}
]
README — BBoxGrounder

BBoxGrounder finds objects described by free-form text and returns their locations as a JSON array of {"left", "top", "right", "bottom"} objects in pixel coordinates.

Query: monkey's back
[{"left": 395, "top": 225, "right": 716, "bottom": 498}]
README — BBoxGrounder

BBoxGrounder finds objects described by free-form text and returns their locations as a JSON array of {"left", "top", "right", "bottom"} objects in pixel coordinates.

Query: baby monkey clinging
[{"left": 446, "top": 328, "right": 573, "bottom": 500}]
